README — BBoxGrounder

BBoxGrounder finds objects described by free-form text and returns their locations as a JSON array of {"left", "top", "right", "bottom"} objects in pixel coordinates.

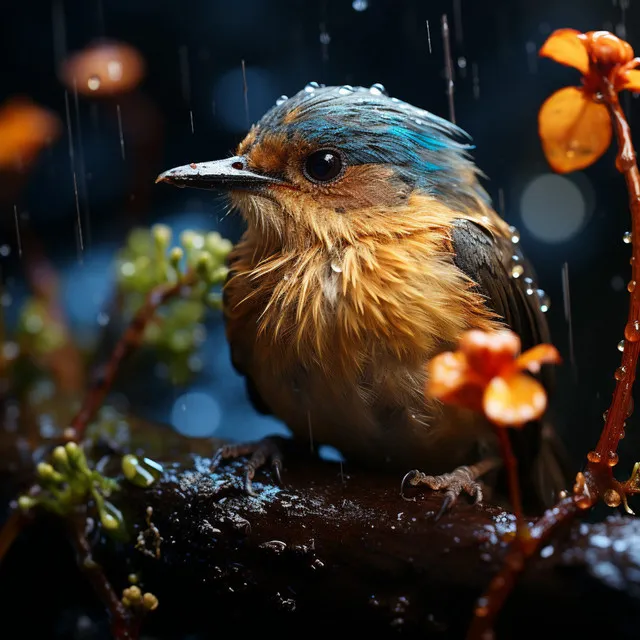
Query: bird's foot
[
  {"left": 211, "top": 437, "right": 284, "bottom": 496},
  {"left": 400, "top": 457, "right": 501, "bottom": 520}
]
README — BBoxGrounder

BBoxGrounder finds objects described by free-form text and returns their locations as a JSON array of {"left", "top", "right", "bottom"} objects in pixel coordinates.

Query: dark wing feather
[
  {"left": 223, "top": 260, "right": 273, "bottom": 416},
  {"left": 451, "top": 219, "right": 568, "bottom": 511}
]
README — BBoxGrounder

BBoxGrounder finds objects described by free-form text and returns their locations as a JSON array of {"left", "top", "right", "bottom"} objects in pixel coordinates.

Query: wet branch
[{"left": 68, "top": 270, "right": 197, "bottom": 440}]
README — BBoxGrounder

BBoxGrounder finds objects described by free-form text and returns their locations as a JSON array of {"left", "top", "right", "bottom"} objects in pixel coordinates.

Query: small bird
[{"left": 157, "top": 83, "right": 567, "bottom": 514}]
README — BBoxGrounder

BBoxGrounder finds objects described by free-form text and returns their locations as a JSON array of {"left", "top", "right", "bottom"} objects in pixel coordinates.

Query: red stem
[
  {"left": 495, "top": 428, "right": 525, "bottom": 537},
  {"left": 586, "top": 88, "right": 640, "bottom": 495},
  {"left": 68, "top": 271, "right": 196, "bottom": 440}
]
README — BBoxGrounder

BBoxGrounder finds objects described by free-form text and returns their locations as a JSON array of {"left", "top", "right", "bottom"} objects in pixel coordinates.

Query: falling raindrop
[
  {"left": 525, "top": 41, "right": 538, "bottom": 74},
  {"left": 319, "top": 30, "right": 331, "bottom": 45},
  {"left": 441, "top": 14, "right": 455, "bottom": 124},
  {"left": 0, "top": 245, "right": 10, "bottom": 257},
  {"left": 276, "top": 95, "right": 288, "bottom": 106},
  {"left": 508, "top": 225, "right": 520, "bottom": 243},
  {"left": 425, "top": 20, "right": 432, "bottom": 54},
  {"left": 369, "top": 83, "right": 388, "bottom": 96},
  {"left": 537, "top": 289, "right": 550, "bottom": 312},
  {"left": 352, "top": 0, "right": 368, "bottom": 11},
  {"left": 624, "top": 231, "right": 632, "bottom": 243},
  {"left": 457, "top": 56, "right": 467, "bottom": 70},
  {"left": 97, "top": 311, "right": 110, "bottom": 326},
  {"left": 116, "top": 104, "right": 125, "bottom": 160},
  {"left": 618, "top": 339, "right": 625, "bottom": 352},
  {"left": 87, "top": 75, "right": 101, "bottom": 91}
]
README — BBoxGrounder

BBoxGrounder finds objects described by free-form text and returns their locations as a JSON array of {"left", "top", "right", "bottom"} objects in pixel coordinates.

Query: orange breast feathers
[{"left": 223, "top": 192, "right": 506, "bottom": 382}]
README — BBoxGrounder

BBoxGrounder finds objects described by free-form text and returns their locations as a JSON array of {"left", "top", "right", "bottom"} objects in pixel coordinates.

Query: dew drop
[
  {"left": 537, "top": 289, "right": 550, "bottom": 312},
  {"left": 618, "top": 339, "right": 625, "bottom": 352},
  {"left": 628, "top": 280, "right": 637, "bottom": 292},
  {"left": 87, "top": 75, "right": 101, "bottom": 91},
  {"left": 369, "top": 83, "right": 388, "bottom": 96},
  {"left": 276, "top": 95, "right": 288, "bottom": 106},
  {"left": 304, "top": 81, "right": 320, "bottom": 93},
  {"left": 587, "top": 450, "right": 601, "bottom": 463},
  {"left": 625, "top": 320, "right": 640, "bottom": 341},
  {"left": 508, "top": 225, "right": 520, "bottom": 243},
  {"left": 607, "top": 451, "right": 619, "bottom": 467},
  {"left": 615, "top": 366, "right": 627, "bottom": 380},
  {"left": 523, "top": 277, "right": 534, "bottom": 296},
  {"left": 338, "top": 85, "right": 355, "bottom": 95},
  {"left": 603, "top": 409, "right": 609, "bottom": 422},
  {"left": 623, "top": 231, "right": 632, "bottom": 244},
  {"left": 604, "top": 489, "right": 621, "bottom": 507}
]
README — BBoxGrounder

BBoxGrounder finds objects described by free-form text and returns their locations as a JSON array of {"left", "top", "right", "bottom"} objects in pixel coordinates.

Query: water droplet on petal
[
  {"left": 607, "top": 451, "right": 619, "bottom": 467},
  {"left": 369, "top": 83, "right": 388, "bottom": 96},
  {"left": 615, "top": 365, "right": 627, "bottom": 380},
  {"left": 628, "top": 280, "right": 637, "bottom": 292},
  {"left": 508, "top": 225, "right": 520, "bottom": 243},
  {"left": 618, "top": 339, "right": 625, "bottom": 352},
  {"left": 276, "top": 95, "right": 288, "bottom": 106},
  {"left": 338, "top": 85, "right": 355, "bottom": 95},
  {"left": 623, "top": 231, "right": 632, "bottom": 244},
  {"left": 87, "top": 75, "right": 101, "bottom": 91},
  {"left": 537, "top": 289, "right": 550, "bottom": 312},
  {"left": 304, "top": 81, "right": 320, "bottom": 93}
]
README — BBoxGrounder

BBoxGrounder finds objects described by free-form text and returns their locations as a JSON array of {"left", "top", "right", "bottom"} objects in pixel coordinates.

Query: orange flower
[
  {"left": 426, "top": 330, "right": 561, "bottom": 427},
  {"left": 0, "top": 97, "right": 60, "bottom": 170},
  {"left": 538, "top": 29, "right": 640, "bottom": 173}
]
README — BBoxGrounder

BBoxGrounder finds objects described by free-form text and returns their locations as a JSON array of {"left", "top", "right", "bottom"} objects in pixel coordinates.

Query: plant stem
[
  {"left": 466, "top": 495, "right": 579, "bottom": 639},
  {"left": 68, "top": 271, "right": 197, "bottom": 440},
  {"left": 495, "top": 428, "right": 525, "bottom": 538},
  {"left": 586, "top": 89, "right": 640, "bottom": 495},
  {"left": 68, "top": 517, "right": 140, "bottom": 639}
]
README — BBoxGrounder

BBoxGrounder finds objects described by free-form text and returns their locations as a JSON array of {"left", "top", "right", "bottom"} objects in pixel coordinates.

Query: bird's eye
[{"left": 303, "top": 149, "right": 344, "bottom": 183}]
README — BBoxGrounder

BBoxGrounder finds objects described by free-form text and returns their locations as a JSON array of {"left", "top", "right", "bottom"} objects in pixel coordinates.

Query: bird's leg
[
  {"left": 211, "top": 437, "right": 284, "bottom": 496},
  {"left": 401, "top": 457, "right": 502, "bottom": 520}
]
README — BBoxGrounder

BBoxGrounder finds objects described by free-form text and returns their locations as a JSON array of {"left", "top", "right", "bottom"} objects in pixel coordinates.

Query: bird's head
[{"left": 157, "top": 84, "right": 489, "bottom": 249}]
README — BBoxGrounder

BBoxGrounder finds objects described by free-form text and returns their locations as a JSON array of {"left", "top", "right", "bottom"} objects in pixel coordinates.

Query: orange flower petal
[
  {"left": 426, "top": 351, "right": 484, "bottom": 413},
  {"left": 620, "top": 69, "right": 640, "bottom": 92},
  {"left": 538, "top": 87, "right": 612, "bottom": 173},
  {"left": 483, "top": 374, "right": 548, "bottom": 428},
  {"left": 514, "top": 344, "right": 562, "bottom": 374},
  {"left": 459, "top": 329, "right": 520, "bottom": 380},
  {"left": 539, "top": 29, "right": 590, "bottom": 75}
]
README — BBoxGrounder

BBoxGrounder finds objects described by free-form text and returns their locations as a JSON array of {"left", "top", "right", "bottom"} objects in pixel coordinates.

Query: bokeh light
[
  {"left": 60, "top": 41, "right": 145, "bottom": 96},
  {"left": 171, "top": 390, "right": 222, "bottom": 437},
  {"left": 520, "top": 173, "right": 593, "bottom": 243}
]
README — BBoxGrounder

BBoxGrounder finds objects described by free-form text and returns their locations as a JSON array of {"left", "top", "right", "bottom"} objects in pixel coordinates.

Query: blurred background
[{"left": 1, "top": 0, "right": 638, "bottom": 472}]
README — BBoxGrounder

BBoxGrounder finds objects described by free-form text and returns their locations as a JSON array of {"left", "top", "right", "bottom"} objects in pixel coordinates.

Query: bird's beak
[{"left": 155, "top": 155, "right": 283, "bottom": 192}]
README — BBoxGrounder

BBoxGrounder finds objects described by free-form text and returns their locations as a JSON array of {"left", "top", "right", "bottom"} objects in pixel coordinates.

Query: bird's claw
[
  {"left": 400, "top": 465, "right": 484, "bottom": 520},
  {"left": 211, "top": 437, "right": 284, "bottom": 495}
]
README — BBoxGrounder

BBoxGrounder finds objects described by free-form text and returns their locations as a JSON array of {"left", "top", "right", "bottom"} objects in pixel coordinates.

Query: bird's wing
[{"left": 450, "top": 218, "right": 569, "bottom": 510}]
